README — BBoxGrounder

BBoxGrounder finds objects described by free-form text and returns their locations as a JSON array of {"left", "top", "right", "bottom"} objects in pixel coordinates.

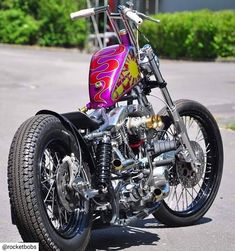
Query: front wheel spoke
[
  {"left": 164, "top": 114, "right": 218, "bottom": 213},
  {"left": 182, "top": 185, "right": 187, "bottom": 210},
  {"left": 167, "top": 186, "right": 174, "bottom": 204},
  {"left": 166, "top": 187, "right": 173, "bottom": 202},
  {"left": 195, "top": 128, "right": 204, "bottom": 143},
  {"left": 192, "top": 186, "right": 193, "bottom": 199},
  {"left": 205, "top": 143, "right": 211, "bottom": 153},
  {"left": 203, "top": 179, "right": 210, "bottom": 188},
  {"left": 187, "top": 117, "right": 194, "bottom": 130},
  {"left": 203, "top": 153, "right": 208, "bottom": 159},
  {"left": 168, "top": 125, "right": 175, "bottom": 137},
  {"left": 196, "top": 136, "right": 205, "bottom": 143},
  {"left": 176, "top": 185, "right": 184, "bottom": 210},
  {"left": 185, "top": 187, "right": 194, "bottom": 201},
  {"left": 171, "top": 185, "right": 179, "bottom": 211},
  {"left": 192, "top": 186, "right": 200, "bottom": 198},
  {"left": 170, "top": 188, "right": 176, "bottom": 204},
  {"left": 181, "top": 186, "right": 185, "bottom": 210},
  {"left": 197, "top": 183, "right": 207, "bottom": 196}
]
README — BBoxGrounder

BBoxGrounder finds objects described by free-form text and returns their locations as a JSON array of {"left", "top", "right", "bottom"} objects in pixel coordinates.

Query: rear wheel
[
  {"left": 153, "top": 99, "right": 223, "bottom": 226},
  {"left": 8, "top": 115, "right": 92, "bottom": 251}
]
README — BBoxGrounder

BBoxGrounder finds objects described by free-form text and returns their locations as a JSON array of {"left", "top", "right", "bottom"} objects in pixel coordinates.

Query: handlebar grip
[
  {"left": 70, "top": 8, "right": 95, "bottom": 20},
  {"left": 125, "top": 10, "right": 143, "bottom": 25}
]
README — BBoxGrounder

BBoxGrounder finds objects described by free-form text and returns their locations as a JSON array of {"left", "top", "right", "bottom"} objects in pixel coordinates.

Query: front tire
[
  {"left": 153, "top": 99, "right": 223, "bottom": 226},
  {"left": 8, "top": 115, "right": 92, "bottom": 251}
]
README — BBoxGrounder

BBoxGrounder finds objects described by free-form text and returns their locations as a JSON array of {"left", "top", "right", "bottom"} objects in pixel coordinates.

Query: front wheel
[
  {"left": 153, "top": 99, "right": 223, "bottom": 226},
  {"left": 8, "top": 115, "right": 92, "bottom": 251}
]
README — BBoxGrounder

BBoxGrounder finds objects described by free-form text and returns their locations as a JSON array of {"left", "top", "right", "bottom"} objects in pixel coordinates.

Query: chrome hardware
[{"left": 126, "top": 115, "right": 163, "bottom": 132}]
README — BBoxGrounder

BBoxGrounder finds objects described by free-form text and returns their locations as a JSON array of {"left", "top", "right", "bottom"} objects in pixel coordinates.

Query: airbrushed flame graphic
[
  {"left": 112, "top": 52, "right": 141, "bottom": 101},
  {"left": 88, "top": 44, "right": 141, "bottom": 109},
  {"left": 89, "top": 45, "right": 127, "bottom": 107}
]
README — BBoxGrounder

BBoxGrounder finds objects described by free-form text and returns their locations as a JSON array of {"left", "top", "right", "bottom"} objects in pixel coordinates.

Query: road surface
[{"left": 0, "top": 44, "right": 235, "bottom": 250}]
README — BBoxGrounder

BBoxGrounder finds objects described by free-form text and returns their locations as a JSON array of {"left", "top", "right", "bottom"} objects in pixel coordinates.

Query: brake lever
[
  {"left": 126, "top": 1, "right": 134, "bottom": 9},
  {"left": 137, "top": 12, "right": 160, "bottom": 24}
]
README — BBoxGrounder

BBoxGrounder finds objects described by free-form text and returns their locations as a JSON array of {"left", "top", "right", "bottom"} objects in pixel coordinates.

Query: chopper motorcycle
[{"left": 7, "top": 3, "right": 223, "bottom": 251}]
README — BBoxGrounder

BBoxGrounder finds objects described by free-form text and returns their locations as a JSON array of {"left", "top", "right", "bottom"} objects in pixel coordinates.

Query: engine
[
  {"left": 109, "top": 114, "right": 171, "bottom": 217},
  {"left": 87, "top": 106, "right": 177, "bottom": 225}
]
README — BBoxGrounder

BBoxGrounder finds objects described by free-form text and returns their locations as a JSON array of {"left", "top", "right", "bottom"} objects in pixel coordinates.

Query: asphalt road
[{"left": 0, "top": 44, "right": 235, "bottom": 250}]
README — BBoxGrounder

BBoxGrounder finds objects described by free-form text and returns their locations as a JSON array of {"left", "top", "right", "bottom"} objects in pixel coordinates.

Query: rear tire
[
  {"left": 153, "top": 99, "right": 223, "bottom": 226},
  {"left": 8, "top": 115, "right": 92, "bottom": 251}
]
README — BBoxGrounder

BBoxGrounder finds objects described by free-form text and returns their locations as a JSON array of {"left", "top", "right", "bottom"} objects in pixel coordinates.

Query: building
[
  {"left": 157, "top": 0, "right": 235, "bottom": 13},
  {"left": 112, "top": 0, "right": 235, "bottom": 14},
  {"left": 88, "top": 0, "right": 235, "bottom": 48}
]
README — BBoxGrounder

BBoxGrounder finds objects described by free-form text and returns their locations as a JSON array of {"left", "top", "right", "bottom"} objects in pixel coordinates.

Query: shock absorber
[{"left": 96, "top": 135, "right": 112, "bottom": 188}]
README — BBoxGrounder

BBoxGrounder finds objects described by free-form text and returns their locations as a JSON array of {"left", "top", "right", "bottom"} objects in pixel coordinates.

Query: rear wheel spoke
[{"left": 40, "top": 142, "right": 89, "bottom": 238}]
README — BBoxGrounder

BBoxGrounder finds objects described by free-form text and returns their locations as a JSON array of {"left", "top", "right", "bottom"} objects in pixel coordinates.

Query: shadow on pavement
[
  {"left": 86, "top": 225, "right": 159, "bottom": 250},
  {"left": 86, "top": 217, "right": 212, "bottom": 250},
  {"left": 130, "top": 216, "right": 212, "bottom": 229}
]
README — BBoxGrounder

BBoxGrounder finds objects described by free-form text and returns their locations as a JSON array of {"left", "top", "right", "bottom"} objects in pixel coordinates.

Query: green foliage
[
  {"left": 0, "top": 0, "right": 87, "bottom": 47},
  {"left": 140, "top": 10, "right": 235, "bottom": 60},
  {"left": 37, "top": 0, "right": 87, "bottom": 47},
  {"left": 214, "top": 11, "right": 235, "bottom": 57},
  {"left": 13, "top": 0, "right": 40, "bottom": 18},
  {"left": 184, "top": 11, "right": 218, "bottom": 59},
  {"left": 0, "top": 0, "right": 14, "bottom": 9},
  {"left": 0, "top": 9, "right": 39, "bottom": 44}
]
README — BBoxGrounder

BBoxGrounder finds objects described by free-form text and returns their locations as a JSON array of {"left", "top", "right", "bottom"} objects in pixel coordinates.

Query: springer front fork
[{"left": 142, "top": 44, "right": 200, "bottom": 172}]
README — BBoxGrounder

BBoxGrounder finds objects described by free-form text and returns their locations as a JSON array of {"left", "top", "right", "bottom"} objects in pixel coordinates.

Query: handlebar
[
  {"left": 70, "top": 8, "right": 95, "bottom": 20},
  {"left": 70, "top": 5, "right": 143, "bottom": 25},
  {"left": 70, "top": 4, "right": 160, "bottom": 49},
  {"left": 121, "top": 6, "right": 143, "bottom": 25},
  {"left": 70, "top": 6, "right": 108, "bottom": 21},
  {"left": 70, "top": 4, "right": 160, "bottom": 25}
]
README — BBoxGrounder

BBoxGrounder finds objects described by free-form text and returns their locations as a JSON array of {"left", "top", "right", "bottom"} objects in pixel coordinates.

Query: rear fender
[
  {"left": 11, "top": 110, "right": 96, "bottom": 226},
  {"left": 36, "top": 110, "right": 96, "bottom": 174}
]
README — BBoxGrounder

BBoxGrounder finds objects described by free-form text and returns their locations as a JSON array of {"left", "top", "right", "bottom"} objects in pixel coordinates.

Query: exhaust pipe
[
  {"left": 112, "top": 158, "right": 136, "bottom": 171},
  {"left": 153, "top": 183, "right": 170, "bottom": 201}
]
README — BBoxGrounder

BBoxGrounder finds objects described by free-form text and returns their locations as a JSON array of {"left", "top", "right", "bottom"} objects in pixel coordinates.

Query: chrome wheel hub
[
  {"left": 177, "top": 141, "right": 205, "bottom": 188},
  {"left": 56, "top": 159, "right": 79, "bottom": 212}
]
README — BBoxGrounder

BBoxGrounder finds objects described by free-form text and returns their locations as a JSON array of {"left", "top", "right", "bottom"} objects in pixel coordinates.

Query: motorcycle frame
[
  {"left": 39, "top": 5, "right": 199, "bottom": 173},
  {"left": 95, "top": 5, "right": 199, "bottom": 171}
]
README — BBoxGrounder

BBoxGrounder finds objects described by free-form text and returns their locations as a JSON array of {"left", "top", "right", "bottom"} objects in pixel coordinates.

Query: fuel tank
[{"left": 87, "top": 44, "right": 141, "bottom": 109}]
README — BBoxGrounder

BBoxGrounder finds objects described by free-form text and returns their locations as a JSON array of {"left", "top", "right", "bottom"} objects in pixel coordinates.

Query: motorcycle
[{"left": 8, "top": 3, "right": 223, "bottom": 251}]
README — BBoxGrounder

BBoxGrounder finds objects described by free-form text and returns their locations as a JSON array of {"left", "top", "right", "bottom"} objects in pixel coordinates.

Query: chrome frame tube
[
  {"left": 106, "top": 7, "right": 138, "bottom": 51},
  {"left": 107, "top": 9, "right": 121, "bottom": 44},
  {"left": 93, "top": 6, "right": 200, "bottom": 172},
  {"left": 120, "top": 13, "right": 138, "bottom": 49},
  {"left": 143, "top": 44, "right": 199, "bottom": 171}
]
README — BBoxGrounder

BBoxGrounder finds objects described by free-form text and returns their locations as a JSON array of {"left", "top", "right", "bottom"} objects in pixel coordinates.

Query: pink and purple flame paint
[{"left": 87, "top": 41, "right": 141, "bottom": 109}]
